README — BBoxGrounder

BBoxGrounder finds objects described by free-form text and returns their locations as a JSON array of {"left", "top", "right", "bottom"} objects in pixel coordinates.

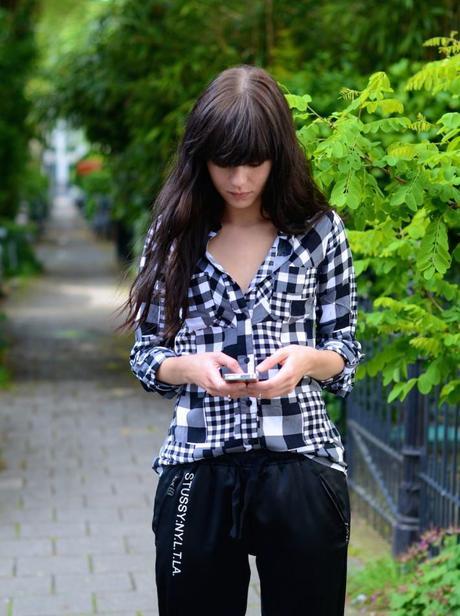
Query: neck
[{"left": 221, "top": 200, "right": 267, "bottom": 228}]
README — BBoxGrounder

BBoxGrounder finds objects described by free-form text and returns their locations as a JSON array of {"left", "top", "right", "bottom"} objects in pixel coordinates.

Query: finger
[
  {"left": 256, "top": 347, "right": 290, "bottom": 372},
  {"left": 207, "top": 376, "right": 247, "bottom": 398},
  {"left": 247, "top": 383, "right": 294, "bottom": 398},
  {"left": 221, "top": 386, "right": 248, "bottom": 397},
  {"left": 246, "top": 388, "right": 277, "bottom": 399},
  {"left": 247, "top": 372, "right": 285, "bottom": 394},
  {"left": 215, "top": 353, "right": 244, "bottom": 373}
]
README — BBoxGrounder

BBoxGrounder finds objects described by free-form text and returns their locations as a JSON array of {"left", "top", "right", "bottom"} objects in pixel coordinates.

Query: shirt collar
[
  {"left": 202, "top": 227, "right": 299, "bottom": 287},
  {"left": 207, "top": 227, "right": 292, "bottom": 242}
]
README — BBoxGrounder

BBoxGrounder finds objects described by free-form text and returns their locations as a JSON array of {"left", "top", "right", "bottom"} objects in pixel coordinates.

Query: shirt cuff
[
  {"left": 314, "top": 340, "right": 365, "bottom": 397},
  {"left": 139, "top": 347, "right": 184, "bottom": 398}
]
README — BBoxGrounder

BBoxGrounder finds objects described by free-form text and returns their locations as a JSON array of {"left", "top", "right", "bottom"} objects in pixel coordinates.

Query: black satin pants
[{"left": 152, "top": 448, "right": 351, "bottom": 616}]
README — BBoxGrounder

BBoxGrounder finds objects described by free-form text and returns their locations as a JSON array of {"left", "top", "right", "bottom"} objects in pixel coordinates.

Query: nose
[{"left": 229, "top": 166, "right": 249, "bottom": 188}]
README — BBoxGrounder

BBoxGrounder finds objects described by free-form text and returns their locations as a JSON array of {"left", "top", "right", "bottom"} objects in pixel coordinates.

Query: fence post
[{"left": 392, "top": 360, "right": 425, "bottom": 556}]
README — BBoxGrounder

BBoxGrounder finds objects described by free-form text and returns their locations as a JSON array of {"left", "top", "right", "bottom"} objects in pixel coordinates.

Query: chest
[{"left": 207, "top": 229, "right": 278, "bottom": 294}]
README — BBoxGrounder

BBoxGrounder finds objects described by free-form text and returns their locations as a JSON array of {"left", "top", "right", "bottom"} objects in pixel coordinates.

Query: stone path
[{"left": 0, "top": 194, "right": 387, "bottom": 615}]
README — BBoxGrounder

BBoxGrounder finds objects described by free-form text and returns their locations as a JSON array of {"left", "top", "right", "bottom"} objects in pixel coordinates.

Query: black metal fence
[{"left": 346, "top": 356, "right": 460, "bottom": 556}]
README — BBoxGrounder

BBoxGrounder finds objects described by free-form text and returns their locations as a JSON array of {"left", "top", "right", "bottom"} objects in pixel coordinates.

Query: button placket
[
  {"left": 238, "top": 397, "right": 254, "bottom": 417},
  {"left": 233, "top": 411, "right": 242, "bottom": 439},
  {"left": 205, "top": 232, "right": 270, "bottom": 444}
]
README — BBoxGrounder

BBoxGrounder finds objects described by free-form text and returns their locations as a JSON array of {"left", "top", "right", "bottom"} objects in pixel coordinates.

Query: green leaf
[
  {"left": 362, "top": 117, "right": 411, "bottom": 133},
  {"left": 285, "top": 94, "right": 312, "bottom": 112},
  {"left": 418, "top": 372, "right": 433, "bottom": 394},
  {"left": 364, "top": 98, "right": 404, "bottom": 114},
  {"left": 437, "top": 112, "right": 460, "bottom": 130},
  {"left": 388, "top": 381, "right": 405, "bottom": 403}
]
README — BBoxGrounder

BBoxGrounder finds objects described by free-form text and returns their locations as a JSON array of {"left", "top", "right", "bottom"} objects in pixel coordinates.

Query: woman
[{"left": 124, "top": 64, "right": 365, "bottom": 615}]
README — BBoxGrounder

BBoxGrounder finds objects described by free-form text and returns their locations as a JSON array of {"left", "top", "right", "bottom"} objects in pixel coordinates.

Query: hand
[
  {"left": 245, "top": 345, "right": 319, "bottom": 399},
  {"left": 182, "top": 352, "right": 248, "bottom": 398}
]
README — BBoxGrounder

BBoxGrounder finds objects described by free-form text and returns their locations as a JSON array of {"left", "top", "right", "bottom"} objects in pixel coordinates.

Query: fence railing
[{"left": 346, "top": 357, "right": 459, "bottom": 556}]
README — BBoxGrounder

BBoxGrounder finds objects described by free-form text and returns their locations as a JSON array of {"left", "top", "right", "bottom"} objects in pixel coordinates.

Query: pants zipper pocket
[
  {"left": 153, "top": 470, "right": 181, "bottom": 535},
  {"left": 166, "top": 472, "right": 181, "bottom": 496},
  {"left": 318, "top": 474, "right": 350, "bottom": 544}
]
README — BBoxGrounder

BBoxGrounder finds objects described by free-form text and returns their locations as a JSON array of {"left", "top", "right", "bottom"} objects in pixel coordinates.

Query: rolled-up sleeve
[
  {"left": 129, "top": 224, "right": 183, "bottom": 398},
  {"left": 314, "top": 211, "right": 365, "bottom": 398}
]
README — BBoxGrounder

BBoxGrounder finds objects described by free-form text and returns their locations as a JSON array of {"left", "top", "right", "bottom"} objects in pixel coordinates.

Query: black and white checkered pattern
[{"left": 129, "top": 209, "right": 365, "bottom": 476}]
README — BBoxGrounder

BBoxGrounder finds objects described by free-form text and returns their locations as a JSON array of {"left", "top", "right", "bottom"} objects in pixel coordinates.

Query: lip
[{"left": 229, "top": 191, "right": 252, "bottom": 198}]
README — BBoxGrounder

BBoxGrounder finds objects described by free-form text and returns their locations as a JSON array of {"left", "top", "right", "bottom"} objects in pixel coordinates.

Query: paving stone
[
  {"left": 92, "top": 553, "right": 154, "bottom": 575},
  {"left": 0, "top": 524, "right": 17, "bottom": 539},
  {"left": 125, "top": 534, "right": 155, "bottom": 554},
  {"left": 129, "top": 571, "right": 155, "bottom": 593},
  {"left": 0, "top": 538, "right": 52, "bottom": 557},
  {"left": 94, "top": 590, "right": 155, "bottom": 612},
  {"left": 55, "top": 571, "right": 132, "bottom": 593},
  {"left": 88, "top": 522, "right": 153, "bottom": 537},
  {"left": 83, "top": 493, "right": 146, "bottom": 509},
  {"left": 8, "top": 592, "right": 93, "bottom": 615},
  {"left": 0, "top": 574, "right": 52, "bottom": 598},
  {"left": 0, "top": 476, "right": 24, "bottom": 490},
  {"left": 22, "top": 495, "right": 86, "bottom": 510},
  {"left": 80, "top": 468, "right": 112, "bottom": 479},
  {"left": 19, "top": 522, "right": 87, "bottom": 538},
  {"left": 21, "top": 484, "right": 53, "bottom": 497},
  {"left": 55, "top": 536, "right": 124, "bottom": 556},
  {"left": 0, "top": 508, "right": 54, "bottom": 523},
  {"left": 95, "top": 612, "right": 158, "bottom": 616},
  {"left": 17, "top": 555, "right": 90, "bottom": 576},
  {"left": 119, "top": 507, "right": 152, "bottom": 524},
  {"left": 0, "top": 557, "right": 14, "bottom": 576},
  {"left": 77, "top": 483, "right": 115, "bottom": 496},
  {"left": 56, "top": 506, "right": 122, "bottom": 523}
]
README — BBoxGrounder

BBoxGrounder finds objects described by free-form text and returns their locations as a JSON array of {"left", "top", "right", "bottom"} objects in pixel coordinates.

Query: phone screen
[{"left": 223, "top": 372, "right": 259, "bottom": 383}]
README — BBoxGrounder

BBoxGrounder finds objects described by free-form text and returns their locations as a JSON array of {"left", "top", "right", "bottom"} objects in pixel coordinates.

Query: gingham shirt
[{"left": 130, "top": 209, "right": 365, "bottom": 477}]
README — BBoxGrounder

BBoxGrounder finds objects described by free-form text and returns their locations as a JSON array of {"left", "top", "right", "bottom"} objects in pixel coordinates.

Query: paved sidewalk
[{"left": 0, "top": 195, "right": 262, "bottom": 615}]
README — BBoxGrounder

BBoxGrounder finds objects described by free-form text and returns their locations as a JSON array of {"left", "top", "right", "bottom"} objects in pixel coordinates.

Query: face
[{"left": 206, "top": 160, "right": 272, "bottom": 213}]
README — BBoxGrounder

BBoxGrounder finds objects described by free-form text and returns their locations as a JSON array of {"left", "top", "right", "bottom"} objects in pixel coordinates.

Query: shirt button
[
  {"left": 246, "top": 399, "right": 252, "bottom": 407},
  {"left": 244, "top": 357, "right": 250, "bottom": 364}
]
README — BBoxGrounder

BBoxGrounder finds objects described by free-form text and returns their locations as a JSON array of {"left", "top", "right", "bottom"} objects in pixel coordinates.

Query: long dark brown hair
[{"left": 116, "top": 64, "right": 333, "bottom": 344}]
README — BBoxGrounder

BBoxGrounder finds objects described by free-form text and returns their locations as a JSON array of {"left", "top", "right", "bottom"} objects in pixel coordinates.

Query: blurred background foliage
[{"left": 0, "top": 0, "right": 38, "bottom": 221}]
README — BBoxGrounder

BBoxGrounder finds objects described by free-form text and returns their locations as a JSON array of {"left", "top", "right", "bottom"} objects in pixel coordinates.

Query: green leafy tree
[{"left": 288, "top": 33, "right": 459, "bottom": 405}]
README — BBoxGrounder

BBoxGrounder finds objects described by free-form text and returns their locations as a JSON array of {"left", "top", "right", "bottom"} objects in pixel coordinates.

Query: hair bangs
[{"left": 202, "top": 100, "right": 276, "bottom": 167}]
